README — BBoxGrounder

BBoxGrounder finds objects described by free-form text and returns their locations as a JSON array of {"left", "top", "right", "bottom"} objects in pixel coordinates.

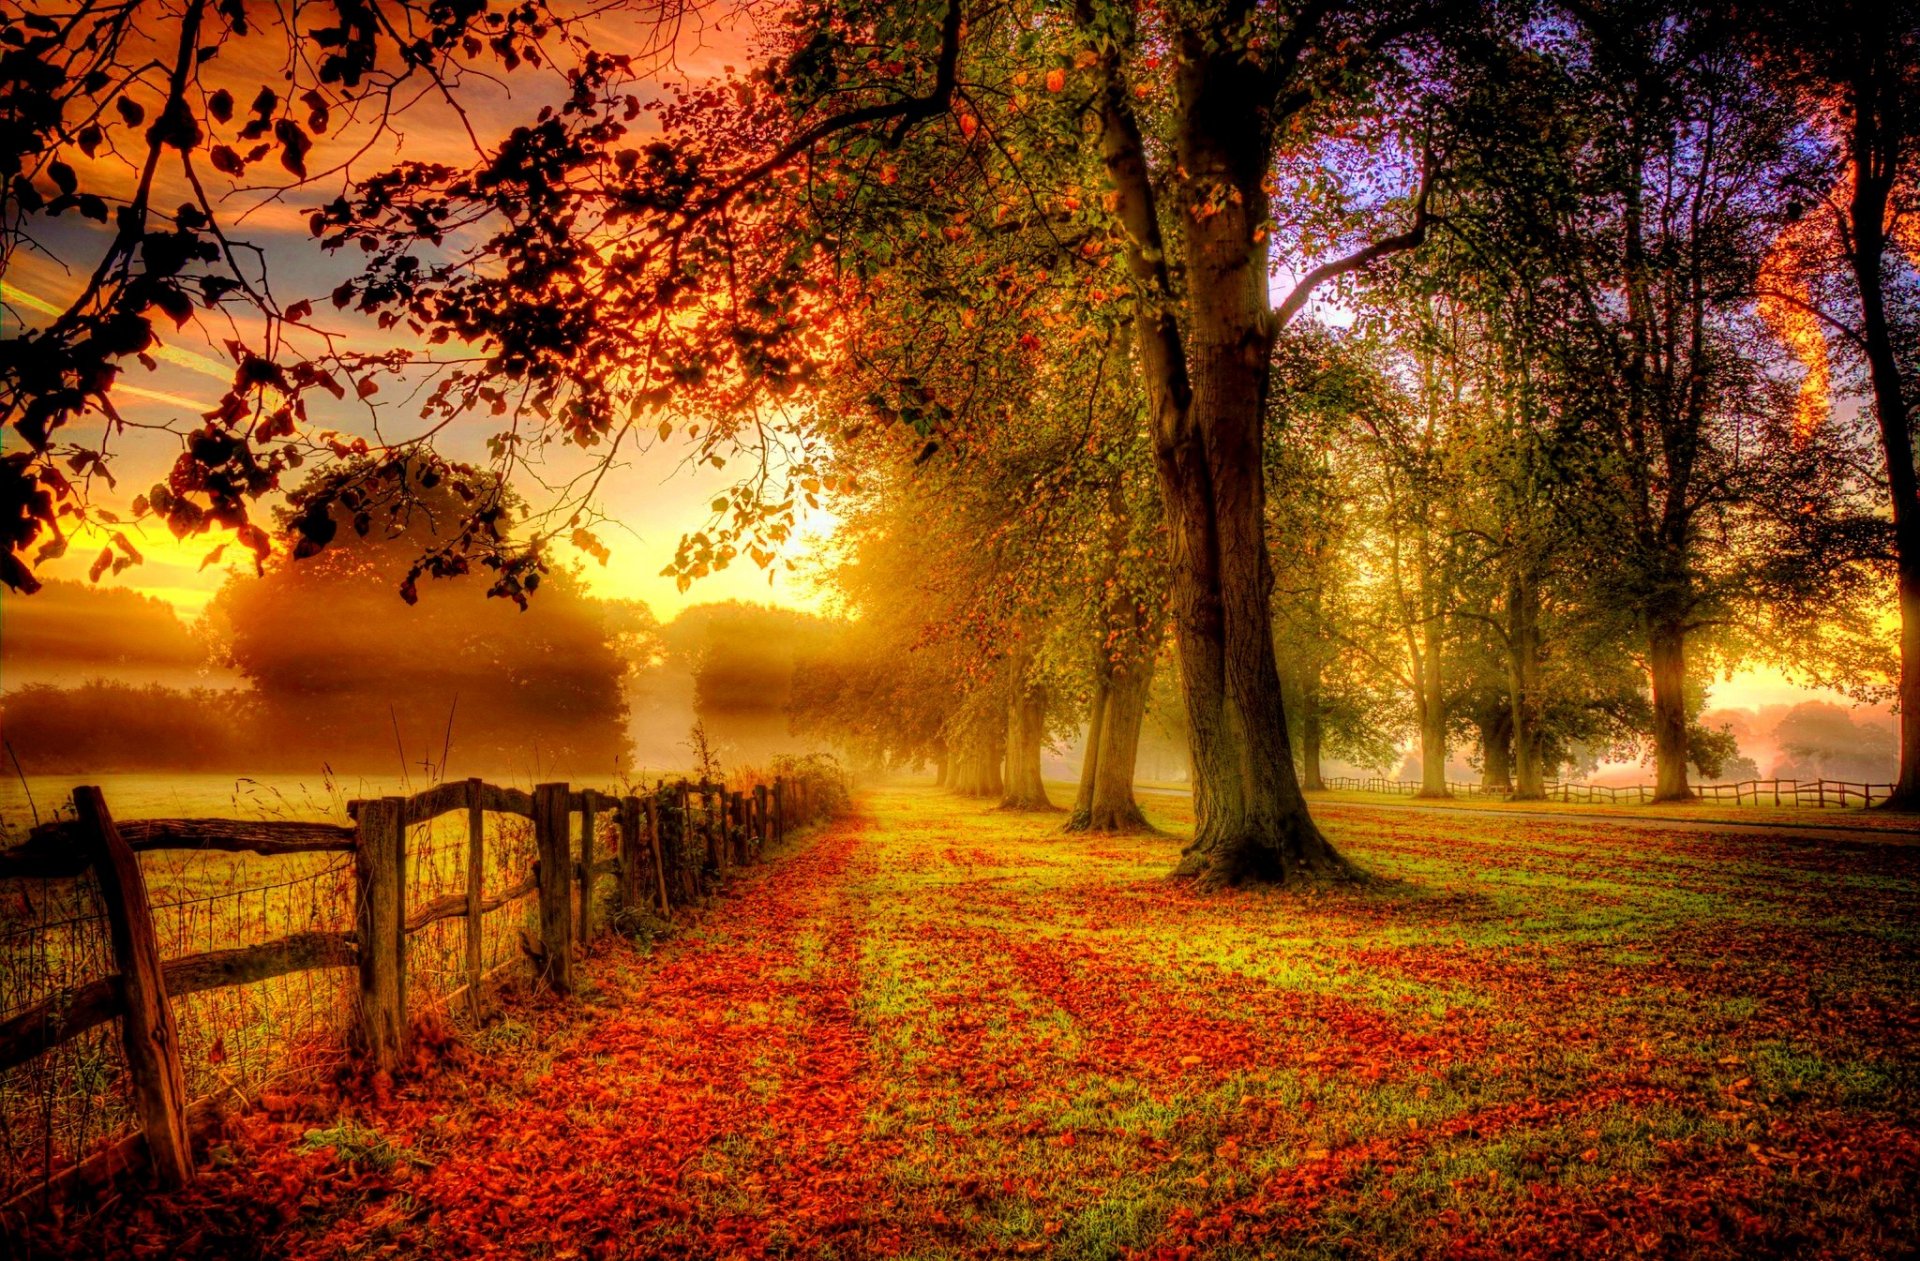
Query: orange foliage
[{"left": 1756, "top": 173, "right": 1845, "bottom": 444}]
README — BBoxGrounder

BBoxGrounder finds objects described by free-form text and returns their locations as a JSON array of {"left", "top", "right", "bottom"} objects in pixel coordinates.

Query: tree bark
[
  {"left": 1507, "top": 571, "right": 1547, "bottom": 800},
  {"left": 1300, "top": 667, "right": 1326, "bottom": 792},
  {"left": 1000, "top": 646, "right": 1053, "bottom": 810},
  {"left": 1084, "top": 29, "right": 1347, "bottom": 887},
  {"left": 948, "top": 710, "right": 1004, "bottom": 798},
  {"left": 1649, "top": 619, "right": 1692, "bottom": 801},
  {"left": 1842, "top": 43, "right": 1920, "bottom": 807},
  {"left": 1088, "top": 659, "right": 1155, "bottom": 832},
  {"left": 1416, "top": 614, "right": 1448, "bottom": 797},
  {"left": 1067, "top": 671, "right": 1112, "bottom": 829},
  {"left": 1079, "top": 3, "right": 1433, "bottom": 882},
  {"left": 1477, "top": 701, "right": 1513, "bottom": 793}
]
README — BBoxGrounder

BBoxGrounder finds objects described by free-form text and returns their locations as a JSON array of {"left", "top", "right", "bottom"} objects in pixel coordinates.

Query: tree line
[{"left": 2, "top": 0, "right": 1915, "bottom": 884}]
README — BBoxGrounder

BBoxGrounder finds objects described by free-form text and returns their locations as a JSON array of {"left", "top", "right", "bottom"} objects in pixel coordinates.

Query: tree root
[
  {"left": 1061, "top": 804, "right": 1158, "bottom": 836},
  {"left": 1170, "top": 823, "right": 1361, "bottom": 890}
]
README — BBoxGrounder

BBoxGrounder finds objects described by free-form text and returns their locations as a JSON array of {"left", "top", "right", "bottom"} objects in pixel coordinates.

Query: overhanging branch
[{"left": 1273, "top": 142, "right": 1436, "bottom": 331}]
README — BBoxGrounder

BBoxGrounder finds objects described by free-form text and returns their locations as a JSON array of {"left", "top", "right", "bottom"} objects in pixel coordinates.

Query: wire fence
[
  {"left": 403, "top": 810, "right": 540, "bottom": 1020},
  {"left": 0, "top": 762, "right": 849, "bottom": 1211},
  {"left": 1318, "top": 775, "right": 1897, "bottom": 808},
  {"left": 0, "top": 876, "right": 128, "bottom": 1205}
]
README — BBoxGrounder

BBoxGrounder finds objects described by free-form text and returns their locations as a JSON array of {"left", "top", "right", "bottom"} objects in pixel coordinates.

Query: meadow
[{"left": 18, "top": 785, "right": 1918, "bottom": 1260}]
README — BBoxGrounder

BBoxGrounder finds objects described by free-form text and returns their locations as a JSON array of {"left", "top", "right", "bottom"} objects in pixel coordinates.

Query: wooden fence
[
  {"left": 0, "top": 771, "right": 838, "bottom": 1205},
  {"left": 1318, "top": 775, "right": 1895, "bottom": 808}
]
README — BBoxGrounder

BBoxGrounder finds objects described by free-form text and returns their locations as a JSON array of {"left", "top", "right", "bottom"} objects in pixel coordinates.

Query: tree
[
  {"left": 1266, "top": 328, "right": 1413, "bottom": 789},
  {"left": 0, "top": 0, "right": 634, "bottom": 596},
  {"left": 204, "top": 459, "right": 631, "bottom": 775},
  {"left": 306, "top": 0, "right": 1457, "bottom": 884},
  {"left": 1746, "top": 0, "right": 1920, "bottom": 804},
  {"left": 1064, "top": 458, "right": 1169, "bottom": 833},
  {"left": 1445, "top": 9, "right": 1848, "bottom": 801},
  {"left": 1068, "top": 0, "right": 1447, "bottom": 881}
]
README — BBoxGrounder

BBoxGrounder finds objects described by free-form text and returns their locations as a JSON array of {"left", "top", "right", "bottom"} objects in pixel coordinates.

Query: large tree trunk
[
  {"left": 1844, "top": 58, "right": 1920, "bottom": 806},
  {"left": 1649, "top": 619, "right": 1692, "bottom": 801},
  {"left": 948, "top": 709, "right": 1004, "bottom": 798},
  {"left": 1300, "top": 668, "right": 1326, "bottom": 792},
  {"left": 1067, "top": 672, "right": 1111, "bottom": 825},
  {"left": 1000, "top": 648, "right": 1053, "bottom": 811},
  {"left": 1085, "top": 12, "right": 1407, "bottom": 885},
  {"left": 1507, "top": 572, "right": 1547, "bottom": 800},
  {"left": 1067, "top": 658, "right": 1156, "bottom": 833},
  {"left": 1478, "top": 700, "right": 1513, "bottom": 793},
  {"left": 1088, "top": 659, "right": 1154, "bottom": 832},
  {"left": 1167, "top": 42, "right": 1344, "bottom": 887},
  {"left": 1159, "top": 323, "right": 1340, "bottom": 884},
  {"left": 1416, "top": 620, "right": 1448, "bottom": 797}
]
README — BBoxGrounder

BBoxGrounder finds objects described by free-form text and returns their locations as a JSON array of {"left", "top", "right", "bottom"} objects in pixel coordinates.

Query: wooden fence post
[
  {"left": 645, "top": 795, "right": 670, "bottom": 915},
  {"left": 73, "top": 787, "right": 195, "bottom": 1188},
  {"left": 464, "top": 777, "right": 485, "bottom": 1022},
  {"left": 616, "top": 796, "right": 641, "bottom": 912},
  {"left": 578, "top": 790, "right": 597, "bottom": 945},
  {"left": 773, "top": 779, "right": 785, "bottom": 844},
  {"left": 353, "top": 796, "right": 407, "bottom": 1074},
  {"left": 754, "top": 783, "right": 769, "bottom": 855},
  {"left": 675, "top": 782, "right": 695, "bottom": 898},
  {"left": 730, "top": 791, "right": 746, "bottom": 864},
  {"left": 533, "top": 782, "right": 574, "bottom": 994}
]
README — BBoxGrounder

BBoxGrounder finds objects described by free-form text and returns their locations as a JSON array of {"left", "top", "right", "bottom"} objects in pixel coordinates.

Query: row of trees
[
  {"left": 784, "top": 1, "right": 1901, "bottom": 799},
  {"left": 5, "top": 0, "right": 1916, "bottom": 884},
  {"left": 781, "top": 0, "right": 1911, "bottom": 860}
]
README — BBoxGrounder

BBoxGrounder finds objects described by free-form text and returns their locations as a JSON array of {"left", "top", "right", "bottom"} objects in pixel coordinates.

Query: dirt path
[{"left": 30, "top": 788, "right": 1920, "bottom": 1261}]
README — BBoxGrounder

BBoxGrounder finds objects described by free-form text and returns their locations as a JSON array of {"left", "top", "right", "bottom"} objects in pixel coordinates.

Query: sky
[{"left": 0, "top": 1, "right": 816, "bottom": 622}]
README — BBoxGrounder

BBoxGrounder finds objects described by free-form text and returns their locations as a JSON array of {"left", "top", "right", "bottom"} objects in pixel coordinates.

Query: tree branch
[{"left": 1273, "top": 142, "right": 1436, "bottom": 331}]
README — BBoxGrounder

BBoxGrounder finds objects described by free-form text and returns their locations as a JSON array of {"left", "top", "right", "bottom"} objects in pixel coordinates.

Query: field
[{"left": 16, "top": 785, "right": 1920, "bottom": 1260}]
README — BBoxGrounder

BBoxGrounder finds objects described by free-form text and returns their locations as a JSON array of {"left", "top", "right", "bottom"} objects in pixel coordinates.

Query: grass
[{"left": 18, "top": 785, "right": 1920, "bottom": 1260}]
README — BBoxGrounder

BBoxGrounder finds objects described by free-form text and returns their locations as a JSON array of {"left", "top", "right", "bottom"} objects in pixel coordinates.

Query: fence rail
[
  {"left": 1317, "top": 775, "right": 1896, "bottom": 808},
  {"left": 0, "top": 768, "right": 841, "bottom": 1209}
]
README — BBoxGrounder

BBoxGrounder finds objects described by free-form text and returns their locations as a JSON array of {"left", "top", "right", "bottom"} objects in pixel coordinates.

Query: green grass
[{"left": 24, "top": 785, "right": 1920, "bottom": 1260}]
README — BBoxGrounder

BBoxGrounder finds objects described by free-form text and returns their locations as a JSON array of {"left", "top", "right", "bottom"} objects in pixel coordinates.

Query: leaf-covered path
[{"left": 34, "top": 787, "right": 1920, "bottom": 1260}]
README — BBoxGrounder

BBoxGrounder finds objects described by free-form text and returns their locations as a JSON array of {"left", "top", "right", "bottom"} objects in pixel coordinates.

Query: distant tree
[
  {"left": 0, "top": 680, "right": 251, "bottom": 772},
  {"left": 203, "top": 459, "right": 630, "bottom": 776},
  {"left": 1771, "top": 700, "right": 1900, "bottom": 782},
  {"left": 0, "top": 578, "right": 205, "bottom": 679},
  {"left": 658, "top": 602, "right": 833, "bottom": 718},
  {"left": 1265, "top": 330, "right": 1407, "bottom": 788}
]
